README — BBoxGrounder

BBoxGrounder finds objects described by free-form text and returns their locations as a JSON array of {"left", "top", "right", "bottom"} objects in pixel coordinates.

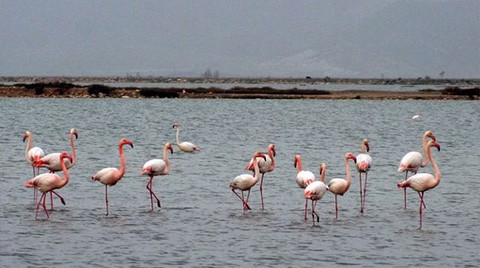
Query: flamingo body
[
  {"left": 246, "top": 144, "right": 276, "bottom": 210},
  {"left": 296, "top": 170, "right": 315, "bottom": 188},
  {"left": 173, "top": 123, "right": 199, "bottom": 152},
  {"left": 35, "top": 128, "right": 78, "bottom": 172},
  {"left": 327, "top": 153, "right": 356, "bottom": 219}
]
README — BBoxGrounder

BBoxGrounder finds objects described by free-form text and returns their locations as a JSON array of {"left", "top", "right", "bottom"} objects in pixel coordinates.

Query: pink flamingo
[
  {"left": 327, "top": 153, "right": 357, "bottom": 219},
  {"left": 24, "top": 151, "right": 72, "bottom": 220},
  {"left": 246, "top": 144, "right": 276, "bottom": 210},
  {"left": 304, "top": 163, "right": 328, "bottom": 225},
  {"left": 172, "top": 122, "right": 200, "bottom": 152},
  {"left": 141, "top": 142, "right": 174, "bottom": 211},
  {"left": 33, "top": 128, "right": 78, "bottom": 209},
  {"left": 23, "top": 130, "right": 45, "bottom": 202},
  {"left": 398, "top": 130, "right": 436, "bottom": 209},
  {"left": 356, "top": 139, "right": 372, "bottom": 213},
  {"left": 397, "top": 140, "right": 441, "bottom": 229},
  {"left": 294, "top": 154, "right": 315, "bottom": 220},
  {"left": 230, "top": 152, "right": 266, "bottom": 214},
  {"left": 91, "top": 138, "right": 133, "bottom": 216}
]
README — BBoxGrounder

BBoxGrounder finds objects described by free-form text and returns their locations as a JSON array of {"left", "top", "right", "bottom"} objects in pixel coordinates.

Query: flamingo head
[
  {"left": 363, "top": 139, "right": 370, "bottom": 152},
  {"left": 71, "top": 128, "right": 79, "bottom": 139},
  {"left": 119, "top": 138, "right": 134, "bottom": 148},
  {"left": 268, "top": 144, "right": 276, "bottom": 157},
  {"left": 165, "top": 142, "right": 174, "bottom": 154},
  {"left": 172, "top": 122, "right": 180, "bottom": 129},
  {"left": 23, "top": 131, "right": 31, "bottom": 142},
  {"left": 60, "top": 151, "right": 73, "bottom": 164},
  {"left": 345, "top": 152, "right": 357, "bottom": 163},
  {"left": 428, "top": 140, "right": 441, "bottom": 151},
  {"left": 294, "top": 154, "right": 301, "bottom": 168},
  {"left": 425, "top": 130, "right": 436, "bottom": 142}
]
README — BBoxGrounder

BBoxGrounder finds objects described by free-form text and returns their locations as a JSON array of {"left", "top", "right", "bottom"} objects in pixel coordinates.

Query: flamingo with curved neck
[
  {"left": 398, "top": 130, "right": 436, "bottom": 209},
  {"left": 172, "top": 122, "right": 200, "bottom": 152},
  {"left": 24, "top": 151, "right": 72, "bottom": 220},
  {"left": 246, "top": 144, "right": 276, "bottom": 210},
  {"left": 304, "top": 163, "right": 328, "bottom": 225},
  {"left": 294, "top": 154, "right": 315, "bottom": 220},
  {"left": 397, "top": 140, "right": 441, "bottom": 229},
  {"left": 356, "top": 139, "right": 372, "bottom": 214},
  {"left": 141, "top": 142, "right": 174, "bottom": 211},
  {"left": 327, "top": 153, "right": 357, "bottom": 219},
  {"left": 230, "top": 152, "right": 266, "bottom": 214},
  {"left": 23, "top": 130, "right": 45, "bottom": 202},
  {"left": 91, "top": 138, "right": 134, "bottom": 216}
]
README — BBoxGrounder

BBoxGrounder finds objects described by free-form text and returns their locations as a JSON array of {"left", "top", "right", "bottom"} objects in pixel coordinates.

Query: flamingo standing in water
[
  {"left": 397, "top": 140, "right": 441, "bottom": 229},
  {"left": 172, "top": 122, "right": 200, "bottom": 152},
  {"left": 327, "top": 153, "right": 357, "bottom": 219},
  {"left": 34, "top": 128, "right": 79, "bottom": 209},
  {"left": 91, "top": 138, "right": 133, "bottom": 216},
  {"left": 294, "top": 154, "right": 315, "bottom": 220},
  {"left": 141, "top": 142, "right": 174, "bottom": 211},
  {"left": 24, "top": 152, "right": 72, "bottom": 220},
  {"left": 246, "top": 144, "right": 276, "bottom": 210},
  {"left": 23, "top": 131, "right": 45, "bottom": 202},
  {"left": 230, "top": 152, "right": 266, "bottom": 214},
  {"left": 356, "top": 139, "right": 372, "bottom": 213},
  {"left": 398, "top": 130, "right": 436, "bottom": 209},
  {"left": 304, "top": 163, "right": 328, "bottom": 226}
]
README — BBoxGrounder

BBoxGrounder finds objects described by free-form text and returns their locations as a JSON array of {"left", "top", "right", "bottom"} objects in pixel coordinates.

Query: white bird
[
  {"left": 355, "top": 139, "right": 372, "bottom": 213},
  {"left": 230, "top": 152, "right": 266, "bottom": 214},
  {"left": 23, "top": 130, "right": 45, "bottom": 202},
  {"left": 327, "top": 152, "right": 357, "bottom": 220},
  {"left": 172, "top": 122, "right": 200, "bottom": 152},
  {"left": 304, "top": 163, "right": 328, "bottom": 225},
  {"left": 294, "top": 154, "right": 315, "bottom": 220},
  {"left": 398, "top": 130, "right": 436, "bottom": 209},
  {"left": 141, "top": 142, "right": 174, "bottom": 211},
  {"left": 246, "top": 144, "right": 276, "bottom": 210}
]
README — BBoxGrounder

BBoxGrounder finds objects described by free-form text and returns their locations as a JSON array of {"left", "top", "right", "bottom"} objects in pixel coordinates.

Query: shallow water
[{"left": 1, "top": 98, "right": 479, "bottom": 267}]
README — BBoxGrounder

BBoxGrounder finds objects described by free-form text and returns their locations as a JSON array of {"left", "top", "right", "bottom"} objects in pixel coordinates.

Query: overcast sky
[{"left": 1, "top": 0, "right": 479, "bottom": 78}]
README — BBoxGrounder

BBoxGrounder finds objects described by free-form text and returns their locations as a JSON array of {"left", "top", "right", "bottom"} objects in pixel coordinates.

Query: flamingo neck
[
  {"left": 268, "top": 148, "right": 275, "bottom": 171},
  {"left": 421, "top": 133, "right": 430, "bottom": 167},
  {"left": 295, "top": 158, "right": 302, "bottom": 173},
  {"left": 118, "top": 144, "right": 127, "bottom": 176},
  {"left": 162, "top": 146, "right": 171, "bottom": 174},
  {"left": 320, "top": 166, "right": 326, "bottom": 183},
  {"left": 361, "top": 143, "right": 367, "bottom": 154},
  {"left": 344, "top": 157, "right": 352, "bottom": 185},
  {"left": 25, "top": 135, "right": 32, "bottom": 160},
  {"left": 69, "top": 132, "right": 76, "bottom": 166},
  {"left": 427, "top": 145, "right": 441, "bottom": 184},
  {"left": 175, "top": 128, "right": 181, "bottom": 145},
  {"left": 59, "top": 156, "right": 70, "bottom": 188},
  {"left": 253, "top": 158, "right": 261, "bottom": 183}
]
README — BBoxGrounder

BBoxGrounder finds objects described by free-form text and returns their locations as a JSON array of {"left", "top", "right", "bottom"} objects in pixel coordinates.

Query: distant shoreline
[{"left": 1, "top": 77, "right": 479, "bottom": 100}]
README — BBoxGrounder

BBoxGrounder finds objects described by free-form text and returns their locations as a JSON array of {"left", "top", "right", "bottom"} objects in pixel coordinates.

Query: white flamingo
[
  {"left": 294, "top": 154, "right": 315, "bottom": 220},
  {"left": 327, "top": 153, "right": 357, "bottom": 219},
  {"left": 172, "top": 122, "right": 200, "bottom": 152},
  {"left": 23, "top": 130, "right": 45, "bottom": 202},
  {"left": 304, "top": 163, "right": 328, "bottom": 225},
  {"left": 356, "top": 139, "right": 372, "bottom": 213},
  {"left": 246, "top": 144, "right": 276, "bottom": 210},
  {"left": 397, "top": 140, "right": 441, "bottom": 229},
  {"left": 141, "top": 142, "right": 174, "bottom": 211},
  {"left": 398, "top": 130, "right": 436, "bottom": 209}
]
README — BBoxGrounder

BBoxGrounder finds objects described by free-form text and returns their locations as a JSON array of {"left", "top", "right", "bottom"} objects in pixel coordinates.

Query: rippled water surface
[{"left": 1, "top": 98, "right": 479, "bottom": 267}]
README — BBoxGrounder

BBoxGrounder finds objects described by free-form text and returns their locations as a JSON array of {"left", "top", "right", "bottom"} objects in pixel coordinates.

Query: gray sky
[{"left": 1, "top": 0, "right": 479, "bottom": 78}]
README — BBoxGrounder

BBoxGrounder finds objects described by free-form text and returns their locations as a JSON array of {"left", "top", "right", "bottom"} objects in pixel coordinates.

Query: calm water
[{"left": 0, "top": 98, "right": 479, "bottom": 267}]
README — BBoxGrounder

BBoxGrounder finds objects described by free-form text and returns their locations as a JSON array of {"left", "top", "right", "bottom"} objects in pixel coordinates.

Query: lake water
[{"left": 0, "top": 98, "right": 479, "bottom": 267}]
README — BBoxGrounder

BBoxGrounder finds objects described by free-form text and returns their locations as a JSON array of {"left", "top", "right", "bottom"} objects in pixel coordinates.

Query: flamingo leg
[
  {"left": 359, "top": 173, "right": 363, "bottom": 213},
  {"left": 105, "top": 185, "right": 109, "bottom": 216},
  {"left": 50, "top": 191, "right": 54, "bottom": 210},
  {"left": 259, "top": 173, "right": 265, "bottom": 210},
  {"left": 417, "top": 191, "right": 427, "bottom": 209},
  {"left": 231, "top": 189, "right": 251, "bottom": 211},
  {"left": 311, "top": 200, "right": 319, "bottom": 225},
  {"left": 362, "top": 172, "right": 368, "bottom": 213},
  {"left": 334, "top": 195, "right": 339, "bottom": 220},
  {"left": 304, "top": 199, "right": 308, "bottom": 221},
  {"left": 146, "top": 177, "right": 161, "bottom": 209},
  {"left": 32, "top": 167, "right": 38, "bottom": 203},
  {"left": 403, "top": 171, "right": 409, "bottom": 209},
  {"left": 35, "top": 192, "right": 46, "bottom": 220},
  {"left": 419, "top": 192, "right": 425, "bottom": 229}
]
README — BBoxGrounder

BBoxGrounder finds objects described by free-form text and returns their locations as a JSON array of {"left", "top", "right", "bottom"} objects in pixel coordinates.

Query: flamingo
[
  {"left": 246, "top": 144, "right": 276, "bottom": 210},
  {"left": 398, "top": 130, "right": 436, "bottom": 209},
  {"left": 356, "top": 139, "right": 372, "bottom": 214},
  {"left": 141, "top": 142, "right": 174, "bottom": 211},
  {"left": 304, "top": 163, "right": 328, "bottom": 225},
  {"left": 397, "top": 140, "right": 441, "bottom": 229},
  {"left": 33, "top": 128, "right": 78, "bottom": 209},
  {"left": 91, "top": 138, "right": 133, "bottom": 216},
  {"left": 327, "top": 153, "right": 357, "bottom": 219},
  {"left": 24, "top": 151, "right": 72, "bottom": 220},
  {"left": 172, "top": 122, "right": 200, "bottom": 152},
  {"left": 230, "top": 152, "right": 266, "bottom": 214},
  {"left": 294, "top": 154, "right": 315, "bottom": 220},
  {"left": 23, "top": 130, "right": 45, "bottom": 202}
]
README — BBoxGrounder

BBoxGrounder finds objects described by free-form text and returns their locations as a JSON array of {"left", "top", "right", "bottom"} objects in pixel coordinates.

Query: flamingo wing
[
  {"left": 230, "top": 174, "right": 256, "bottom": 191},
  {"left": 179, "top": 142, "right": 199, "bottom": 152},
  {"left": 27, "top": 147, "right": 45, "bottom": 163},
  {"left": 296, "top": 170, "right": 315, "bottom": 188},
  {"left": 304, "top": 181, "right": 327, "bottom": 200},
  {"left": 24, "top": 173, "right": 60, "bottom": 192},
  {"left": 356, "top": 153, "right": 372, "bottom": 172},
  {"left": 398, "top": 151, "right": 423, "bottom": 172},
  {"left": 328, "top": 178, "right": 349, "bottom": 195},
  {"left": 91, "top": 167, "right": 120, "bottom": 185},
  {"left": 402, "top": 173, "right": 436, "bottom": 192},
  {"left": 142, "top": 159, "right": 167, "bottom": 176}
]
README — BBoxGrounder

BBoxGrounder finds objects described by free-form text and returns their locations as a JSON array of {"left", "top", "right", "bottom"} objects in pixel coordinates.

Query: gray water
[{"left": 0, "top": 98, "right": 479, "bottom": 267}]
